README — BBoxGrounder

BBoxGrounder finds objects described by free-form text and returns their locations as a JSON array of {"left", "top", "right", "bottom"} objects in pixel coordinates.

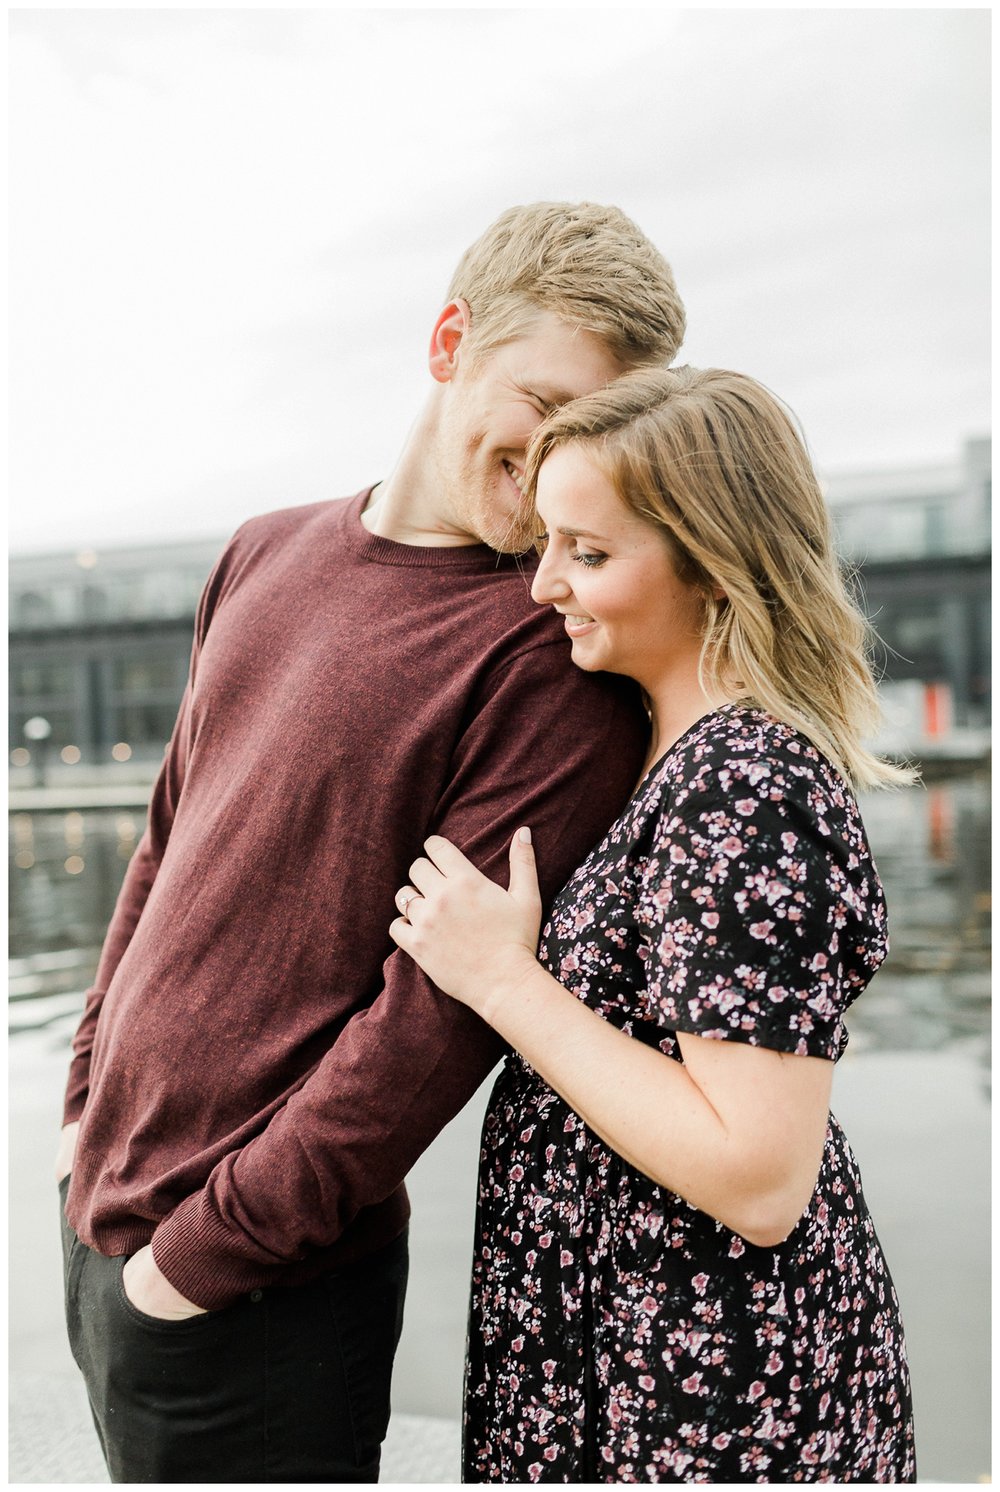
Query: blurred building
[
  {"left": 9, "top": 538, "right": 223, "bottom": 776},
  {"left": 824, "top": 435, "right": 990, "bottom": 738},
  {"left": 8, "top": 435, "right": 991, "bottom": 778}
]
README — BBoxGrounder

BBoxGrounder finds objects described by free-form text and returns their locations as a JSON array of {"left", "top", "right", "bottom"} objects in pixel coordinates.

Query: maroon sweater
[{"left": 64, "top": 491, "right": 648, "bottom": 1309}]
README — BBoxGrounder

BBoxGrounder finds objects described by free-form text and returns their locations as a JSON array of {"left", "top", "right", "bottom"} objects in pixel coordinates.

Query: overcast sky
[{"left": 9, "top": 7, "right": 990, "bottom": 554}]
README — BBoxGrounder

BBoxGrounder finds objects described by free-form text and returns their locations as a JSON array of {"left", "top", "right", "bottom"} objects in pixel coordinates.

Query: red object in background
[
  {"left": 923, "top": 681, "right": 953, "bottom": 738},
  {"left": 927, "top": 785, "right": 955, "bottom": 864}
]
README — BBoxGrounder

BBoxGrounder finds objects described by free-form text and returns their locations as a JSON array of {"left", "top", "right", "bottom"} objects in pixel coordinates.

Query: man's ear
[{"left": 428, "top": 298, "right": 472, "bottom": 384}]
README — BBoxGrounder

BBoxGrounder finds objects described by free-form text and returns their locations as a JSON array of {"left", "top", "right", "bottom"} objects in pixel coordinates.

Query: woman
[{"left": 390, "top": 367, "right": 917, "bottom": 1483}]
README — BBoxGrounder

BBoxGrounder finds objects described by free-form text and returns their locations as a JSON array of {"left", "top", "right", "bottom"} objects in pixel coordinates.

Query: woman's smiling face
[{"left": 530, "top": 442, "right": 708, "bottom": 693}]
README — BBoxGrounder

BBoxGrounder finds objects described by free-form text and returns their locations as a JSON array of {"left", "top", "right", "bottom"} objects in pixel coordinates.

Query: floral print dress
[{"left": 463, "top": 705, "right": 916, "bottom": 1484}]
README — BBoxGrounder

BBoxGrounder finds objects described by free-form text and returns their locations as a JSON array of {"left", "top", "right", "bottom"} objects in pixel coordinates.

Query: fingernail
[{"left": 518, "top": 827, "right": 531, "bottom": 845}]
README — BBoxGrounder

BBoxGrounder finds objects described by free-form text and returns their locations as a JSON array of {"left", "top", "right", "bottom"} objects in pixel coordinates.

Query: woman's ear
[{"left": 428, "top": 298, "right": 473, "bottom": 384}]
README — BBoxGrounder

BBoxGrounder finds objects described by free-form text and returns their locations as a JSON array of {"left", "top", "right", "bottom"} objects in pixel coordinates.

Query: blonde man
[{"left": 57, "top": 203, "right": 684, "bottom": 1483}]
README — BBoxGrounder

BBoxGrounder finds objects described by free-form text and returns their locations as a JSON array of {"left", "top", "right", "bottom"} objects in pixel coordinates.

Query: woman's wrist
[{"left": 478, "top": 947, "right": 546, "bottom": 1030}]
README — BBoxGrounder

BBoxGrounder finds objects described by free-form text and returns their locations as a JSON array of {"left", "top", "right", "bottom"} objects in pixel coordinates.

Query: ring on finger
[{"left": 396, "top": 886, "right": 420, "bottom": 918}]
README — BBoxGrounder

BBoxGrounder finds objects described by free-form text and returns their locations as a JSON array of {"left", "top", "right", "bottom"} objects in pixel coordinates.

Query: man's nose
[{"left": 530, "top": 548, "right": 572, "bottom": 606}]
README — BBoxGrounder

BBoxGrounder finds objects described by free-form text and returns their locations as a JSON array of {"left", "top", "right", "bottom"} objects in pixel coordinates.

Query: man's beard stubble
[{"left": 481, "top": 491, "right": 538, "bottom": 557}]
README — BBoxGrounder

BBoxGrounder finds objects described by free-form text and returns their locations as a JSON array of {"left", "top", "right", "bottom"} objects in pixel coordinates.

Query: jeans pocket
[
  {"left": 324, "top": 1233, "right": 409, "bottom": 1468},
  {"left": 114, "top": 1254, "right": 224, "bottom": 1335},
  {"left": 59, "top": 1177, "right": 87, "bottom": 1370},
  {"left": 58, "top": 1175, "right": 76, "bottom": 1273}
]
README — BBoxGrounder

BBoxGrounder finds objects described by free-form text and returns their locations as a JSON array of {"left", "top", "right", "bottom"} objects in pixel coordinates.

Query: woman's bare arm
[{"left": 391, "top": 831, "right": 832, "bottom": 1247}]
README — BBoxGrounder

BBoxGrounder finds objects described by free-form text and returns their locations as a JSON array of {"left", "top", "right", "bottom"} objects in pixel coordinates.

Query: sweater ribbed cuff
[{"left": 150, "top": 1191, "right": 282, "bottom": 1311}]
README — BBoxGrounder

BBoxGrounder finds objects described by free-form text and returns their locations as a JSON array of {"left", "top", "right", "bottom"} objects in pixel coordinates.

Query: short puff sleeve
[{"left": 635, "top": 757, "right": 886, "bottom": 1061}]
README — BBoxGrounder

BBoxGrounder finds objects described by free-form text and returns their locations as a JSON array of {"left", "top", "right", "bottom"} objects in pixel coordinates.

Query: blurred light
[
  {"left": 60, "top": 745, "right": 82, "bottom": 765},
  {"left": 64, "top": 855, "right": 85, "bottom": 875},
  {"left": 12, "top": 815, "right": 33, "bottom": 845},
  {"left": 65, "top": 812, "right": 85, "bottom": 849},
  {"left": 14, "top": 850, "right": 35, "bottom": 870},
  {"left": 76, "top": 549, "right": 99, "bottom": 569},
  {"left": 23, "top": 716, "right": 52, "bottom": 742},
  {"left": 115, "top": 814, "right": 137, "bottom": 839},
  {"left": 111, "top": 742, "right": 133, "bottom": 762},
  {"left": 10, "top": 748, "right": 30, "bottom": 767},
  {"left": 118, "top": 843, "right": 134, "bottom": 860}
]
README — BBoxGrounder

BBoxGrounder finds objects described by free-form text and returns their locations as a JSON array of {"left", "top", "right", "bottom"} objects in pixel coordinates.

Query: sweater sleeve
[
  {"left": 148, "top": 643, "right": 649, "bottom": 1309},
  {"left": 62, "top": 546, "right": 230, "bottom": 1124}
]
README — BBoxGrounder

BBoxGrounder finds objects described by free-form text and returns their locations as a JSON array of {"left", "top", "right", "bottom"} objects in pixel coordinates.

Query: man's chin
[{"left": 479, "top": 506, "right": 538, "bottom": 556}]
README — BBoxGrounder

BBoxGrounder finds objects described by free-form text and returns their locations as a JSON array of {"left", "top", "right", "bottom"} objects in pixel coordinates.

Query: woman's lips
[{"left": 563, "top": 615, "right": 598, "bottom": 638}]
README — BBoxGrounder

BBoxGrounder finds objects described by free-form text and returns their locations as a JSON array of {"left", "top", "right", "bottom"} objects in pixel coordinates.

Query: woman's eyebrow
[
  {"left": 535, "top": 507, "right": 608, "bottom": 543},
  {"left": 557, "top": 526, "right": 607, "bottom": 541}
]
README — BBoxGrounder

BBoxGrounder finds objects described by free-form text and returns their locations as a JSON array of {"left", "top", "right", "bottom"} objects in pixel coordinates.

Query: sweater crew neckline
[{"left": 343, "top": 488, "right": 531, "bottom": 571}]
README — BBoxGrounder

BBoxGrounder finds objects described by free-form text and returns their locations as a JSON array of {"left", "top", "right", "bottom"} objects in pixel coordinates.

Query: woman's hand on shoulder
[{"left": 390, "top": 829, "right": 542, "bottom": 1019}]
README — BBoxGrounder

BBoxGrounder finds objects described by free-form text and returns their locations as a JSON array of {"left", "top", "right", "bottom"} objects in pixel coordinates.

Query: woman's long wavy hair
[{"left": 524, "top": 365, "right": 916, "bottom": 791}]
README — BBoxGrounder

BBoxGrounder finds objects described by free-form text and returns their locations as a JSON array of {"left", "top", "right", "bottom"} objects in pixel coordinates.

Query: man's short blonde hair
[{"left": 447, "top": 201, "right": 686, "bottom": 367}]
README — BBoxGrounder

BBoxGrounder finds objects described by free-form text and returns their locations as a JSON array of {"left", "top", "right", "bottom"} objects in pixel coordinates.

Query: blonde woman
[{"left": 391, "top": 367, "right": 916, "bottom": 1484}]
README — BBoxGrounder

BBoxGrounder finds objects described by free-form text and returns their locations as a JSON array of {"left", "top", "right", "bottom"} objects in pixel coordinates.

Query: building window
[
  {"left": 15, "top": 592, "right": 51, "bottom": 628},
  {"left": 105, "top": 647, "right": 187, "bottom": 757},
  {"left": 116, "top": 701, "right": 183, "bottom": 745},
  {"left": 892, "top": 609, "right": 948, "bottom": 654},
  {"left": 82, "top": 586, "right": 109, "bottom": 622},
  {"left": 11, "top": 661, "right": 75, "bottom": 697},
  {"left": 113, "top": 657, "right": 183, "bottom": 693},
  {"left": 923, "top": 504, "right": 947, "bottom": 555}
]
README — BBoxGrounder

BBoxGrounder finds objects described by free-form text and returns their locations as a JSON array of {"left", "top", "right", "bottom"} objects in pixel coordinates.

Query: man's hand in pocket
[
  {"left": 122, "top": 1245, "right": 209, "bottom": 1321},
  {"left": 55, "top": 1121, "right": 80, "bottom": 1184}
]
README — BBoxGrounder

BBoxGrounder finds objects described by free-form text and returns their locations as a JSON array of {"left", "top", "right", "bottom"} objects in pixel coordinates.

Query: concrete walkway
[{"left": 9, "top": 1370, "right": 461, "bottom": 1484}]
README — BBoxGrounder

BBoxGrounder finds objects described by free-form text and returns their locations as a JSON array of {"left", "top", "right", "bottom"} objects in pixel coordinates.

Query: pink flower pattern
[{"left": 464, "top": 706, "right": 915, "bottom": 1483}]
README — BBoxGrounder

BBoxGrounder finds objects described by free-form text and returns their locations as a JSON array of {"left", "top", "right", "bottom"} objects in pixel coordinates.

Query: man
[{"left": 57, "top": 201, "right": 686, "bottom": 1482}]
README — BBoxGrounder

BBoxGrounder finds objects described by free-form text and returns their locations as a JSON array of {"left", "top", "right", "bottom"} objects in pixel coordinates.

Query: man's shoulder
[
  {"left": 481, "top": 587, "right": 582, "bottom": 661},
  {"left": 477, "top": 600, "right": 647, "bottom": 724},
  {"left": 229, "top": 492, "right": 364, "bottom": 553},
  {"left": 193, "top": 494, "right": 367, "bottom": 628}
]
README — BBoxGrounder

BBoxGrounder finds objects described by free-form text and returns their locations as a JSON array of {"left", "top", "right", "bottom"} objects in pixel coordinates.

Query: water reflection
[
  {"left": 8, "top": 776, "right": 992, "bottom": 1055},
  {"left": 851, "top": 775, "right": 991, "bottom": 1066},
  {"left": 9, "top": 808, "right": 130, "bottom": 1015}
]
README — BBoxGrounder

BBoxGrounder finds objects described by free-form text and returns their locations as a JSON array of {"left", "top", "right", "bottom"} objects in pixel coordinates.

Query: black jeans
[{"left": 60, "top": 1177, "right": 408, "bottom": 1483}]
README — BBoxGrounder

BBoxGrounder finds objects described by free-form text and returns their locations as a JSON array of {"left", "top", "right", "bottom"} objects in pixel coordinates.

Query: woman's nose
[{"left": 530, "top": 548, "right": 572, "bottom": 606}]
